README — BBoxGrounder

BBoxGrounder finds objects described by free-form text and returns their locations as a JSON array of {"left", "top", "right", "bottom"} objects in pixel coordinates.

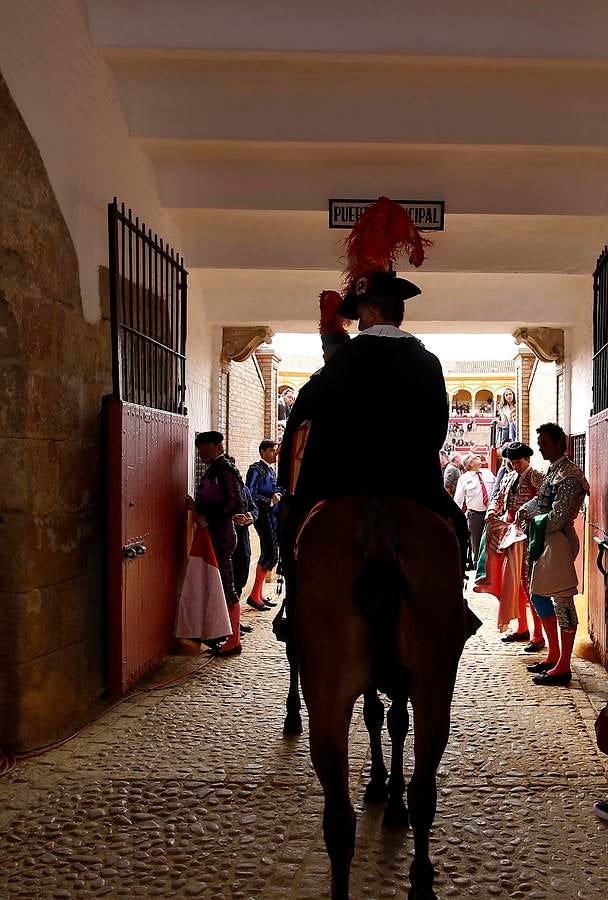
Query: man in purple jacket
[{"left": 195, "top": 431, "right": 244, "bottom": 656}]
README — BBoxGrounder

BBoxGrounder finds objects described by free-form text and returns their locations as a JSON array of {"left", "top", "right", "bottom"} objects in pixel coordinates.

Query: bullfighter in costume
[
  {"left": 246, "top": 440, "right": 283, "bottom": 611},
  {"left": 474, "top": 441, "right": 545, "bottom": 648},
  {"left": 279, "top": 196, "right": 480, "bottom": 637},
  {"left": 195, "top": 431, "right": 245, "bottom": 656},
  {"left": 516, "top": 422, "right": 589, "bottom": 686}
]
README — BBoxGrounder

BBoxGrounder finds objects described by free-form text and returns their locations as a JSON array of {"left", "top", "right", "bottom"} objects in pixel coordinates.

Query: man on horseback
[
  {"left": 278, "top": 199, "right": 475, "bottom": 899},
  {"left": 279, "top": 197, "right": 478, "bottom": 637}
]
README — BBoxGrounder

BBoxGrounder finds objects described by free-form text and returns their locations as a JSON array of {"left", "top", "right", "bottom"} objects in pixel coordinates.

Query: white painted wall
[
  {"left": 569, "top": 295, "right": 594, "bottom": 438},
  {"left": 0, "top": 0, "right": 214, "bottom": 438}
]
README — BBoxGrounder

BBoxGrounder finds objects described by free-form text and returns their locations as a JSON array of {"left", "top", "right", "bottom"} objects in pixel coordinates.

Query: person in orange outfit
[{"left": 474, "top": 441, "right": 544, "bottom": 648}]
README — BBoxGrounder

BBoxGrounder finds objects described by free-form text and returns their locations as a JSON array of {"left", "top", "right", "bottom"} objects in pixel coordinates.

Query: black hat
[
  {"left": 196, "top": 430, "right": 224, "bottom": 446},
  {"left": 503, "top": 441, "right": 533, "bottom": 460},
  {"left": 338, "top": 271, "right": 422, "bottom": 320}
]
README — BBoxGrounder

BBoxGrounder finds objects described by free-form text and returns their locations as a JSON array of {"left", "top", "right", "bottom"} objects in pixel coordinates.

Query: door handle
[
  {"left": 594, "top": 536, "right": 608, "bottom": 582},
  {"left": 123, "top": 542, "right": 147, "bottom": 559}
]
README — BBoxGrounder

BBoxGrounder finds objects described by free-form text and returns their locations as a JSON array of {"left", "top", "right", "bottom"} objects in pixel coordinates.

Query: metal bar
[
  {"left": 135, "top": 216, "right": 141, "bottom": 406},
  {"left": 180, "top": 259, "right": 188, "bottom": 414},
  {"left": 170, "top": 247, "right": 176, "bottom": 412},
  {"left": 120, "top": 202, "right": 127, "bottom": 398},
  {"left": 113, "top": 210, "right": 185, "bottom": 267},
  {"left": 164, "top": 241, "right": 169, "bottom": 411},
  {"left": 160, "top": 238, "right": 166, "bottom": 411},
  {"left": 147, "top": 227, "right": 153, "bottom": 409},
  {"left": 118, "top": 323, "right": 186, "bottom": 357},
  {"left": 107, "top": 200, "right": 122, "bottom": 400},
  {"left": 154, "top": 233, "right": 159, "bottom": 412},
  {"left": 141, "top": 219, "right": 147, "bottom": 407},
  {"left": 128, "top": 207, "right": 135, "bottom": 404}
]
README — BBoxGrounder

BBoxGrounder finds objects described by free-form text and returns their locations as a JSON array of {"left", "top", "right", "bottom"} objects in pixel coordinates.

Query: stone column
[
  {"left": 255, "top": 346, "right": 282, "bottom": 442},
  {"left": 514, "top": 349, "right": 536, "bottom": 445}
]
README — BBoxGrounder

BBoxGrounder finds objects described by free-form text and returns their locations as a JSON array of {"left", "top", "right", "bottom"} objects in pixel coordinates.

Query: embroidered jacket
[
  {"left": 519, "top": 456, "right": 589, "bottom": 533},
  {"left": 487, "top": 467, "right": 544, "bottom": 520}
]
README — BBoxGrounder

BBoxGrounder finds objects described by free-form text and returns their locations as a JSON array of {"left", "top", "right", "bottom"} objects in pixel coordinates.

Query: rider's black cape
[{"left": 293, "top": 333, "right": 448, "bottom": 510}]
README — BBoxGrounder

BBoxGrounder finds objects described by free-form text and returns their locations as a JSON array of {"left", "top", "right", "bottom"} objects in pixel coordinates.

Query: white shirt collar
[{"left": 358, "top": 324, "right": 414, "bottom": 339}]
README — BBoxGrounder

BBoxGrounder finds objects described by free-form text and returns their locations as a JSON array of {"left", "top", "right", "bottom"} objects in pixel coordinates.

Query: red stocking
[
  {"left": 218, "top": 603, "right": 242, "bottom": 656},
  {"left": 539, "top": 615, "right": 560, "bottom": 668},
  {"left": 548, "top": 627, "right": 576, "bottom": 677},
  {"left": 529, "top": 601, "right": 543, "bottom": 645},
  {"left": 250, "top": 565, "right": 267, "bottom": 603}
]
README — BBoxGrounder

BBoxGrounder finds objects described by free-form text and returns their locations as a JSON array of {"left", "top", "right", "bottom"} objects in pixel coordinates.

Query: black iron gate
[
  {"left": 593, "top": 246, "right": 608, "bottom": 417},
  {"left": 105, "top": 199, "right": 189, "bottom": 693},
  {"left": 108, "top": 198, "right": 188, "bottom": 413}
]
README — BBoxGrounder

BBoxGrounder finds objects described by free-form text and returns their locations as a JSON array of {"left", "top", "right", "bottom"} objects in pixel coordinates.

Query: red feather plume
[
  {"left": 318, "top": 290, "right": 348, "bottom": 336},
  {"left": 342, "top": 196, "right": 432, "bottom": 292}
]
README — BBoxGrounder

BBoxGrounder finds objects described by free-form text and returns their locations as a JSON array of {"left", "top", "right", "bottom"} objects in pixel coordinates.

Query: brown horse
[{"left": 294, "top": 495, "right": 468, "bottom": 900}]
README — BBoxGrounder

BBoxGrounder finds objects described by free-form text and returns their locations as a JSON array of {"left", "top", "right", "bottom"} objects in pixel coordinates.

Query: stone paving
[{"left": 2, "top": 589, "right": 608, "bottom": 899}]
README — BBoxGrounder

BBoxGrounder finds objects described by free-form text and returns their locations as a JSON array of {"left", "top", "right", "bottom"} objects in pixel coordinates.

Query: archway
[
  {"left": 451, "top": 389, "right": 472, "bottom": 415},
  {"left": 475, "top": 389, "right": 494, "bottom": 416}
]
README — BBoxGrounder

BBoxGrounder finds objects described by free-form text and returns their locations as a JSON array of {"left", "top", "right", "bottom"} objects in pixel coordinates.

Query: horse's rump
[{"left": 295, "top": 496, "right": 467, "bottom": 691}]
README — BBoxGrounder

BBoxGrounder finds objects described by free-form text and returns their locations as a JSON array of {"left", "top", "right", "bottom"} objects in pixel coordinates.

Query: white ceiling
[{"left": 86, "top": 0, "right": 608, "bottom": 332}]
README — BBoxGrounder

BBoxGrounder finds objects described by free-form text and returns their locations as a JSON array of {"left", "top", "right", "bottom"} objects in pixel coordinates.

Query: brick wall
[
  {"left": 225, "top": 355, "right": 266, "bottom": 478},
  {"left": 528, "top": 357, "right": 564, "bottom": 469}
]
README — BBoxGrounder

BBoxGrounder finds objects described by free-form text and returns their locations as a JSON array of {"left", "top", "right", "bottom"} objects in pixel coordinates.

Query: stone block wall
[{"left": 0, "top": 74, "right": 111, "bottom": 751}]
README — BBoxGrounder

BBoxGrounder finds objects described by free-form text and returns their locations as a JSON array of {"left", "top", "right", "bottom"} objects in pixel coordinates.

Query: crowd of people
[
  {"left": 175, "top": 434, "right": 285, "bottom": 658},
  {"left": 440, "top": 425, "right": 589, "bottom": 692}
]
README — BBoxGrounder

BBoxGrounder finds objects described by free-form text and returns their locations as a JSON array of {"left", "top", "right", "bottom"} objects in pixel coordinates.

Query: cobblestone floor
[{"left": 2, "top": 589, "right": 608, "bottom": 899}]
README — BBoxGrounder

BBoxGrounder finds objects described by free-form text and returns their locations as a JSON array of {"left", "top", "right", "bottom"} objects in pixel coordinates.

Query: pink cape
[
  {"left": 474, "top": 522, "right": 528, "bottom": 632},
  {"left": 175, "top": 526, "right": 232, "bottom": 640}
]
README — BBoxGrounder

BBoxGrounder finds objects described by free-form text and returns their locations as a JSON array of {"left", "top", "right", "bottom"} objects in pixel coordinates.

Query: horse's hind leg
[
  {"left": 283, "top": 635, "right": 303, "bottom": 736},
  {"left": 363, "top": 688, "right": 389, "bottom": 803},
  {"left": 407, "top": 683, "right": 454, "bottom": 900},
  {"left": 309, "top": 704, "right": 356, "bottom": 900},
  {"left": 382, "top": 683, "right": 410, "bottom": 830}
]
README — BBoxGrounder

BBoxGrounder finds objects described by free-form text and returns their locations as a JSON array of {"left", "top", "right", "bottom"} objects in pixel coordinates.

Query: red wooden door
[
  {"left": 106, "top": 399, "right": 189, "bottom": 694},
  {"left": 588, "top": 410, "right": 608, "bottom": 666}
]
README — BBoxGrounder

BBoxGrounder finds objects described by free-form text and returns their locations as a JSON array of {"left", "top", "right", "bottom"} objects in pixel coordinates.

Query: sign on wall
[{"left": 329, "top": 198, "right": 445, "bottom": 231}]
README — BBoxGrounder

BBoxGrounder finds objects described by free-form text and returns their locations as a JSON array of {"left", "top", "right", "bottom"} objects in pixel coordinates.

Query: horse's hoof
[
  {"left": 383, "top": 799, "right": 410, "bottom": 830},
  {"left": 364, "top": 780, "right": 389, "bottom": 804},
  {"left": 408, "top": 891, "right": 437, "bottom": 900},
  {"left": 283, "top": 713, "right": 303, "bottom": 736}
]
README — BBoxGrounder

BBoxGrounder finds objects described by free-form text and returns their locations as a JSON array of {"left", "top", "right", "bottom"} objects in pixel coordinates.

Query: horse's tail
[{"left": 352, "top": 555, "right": 410, "bottom": 695}]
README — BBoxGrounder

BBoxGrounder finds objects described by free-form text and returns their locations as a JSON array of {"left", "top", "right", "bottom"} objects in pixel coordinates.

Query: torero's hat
[
  {"left": 318, "top": 290, "right": 351, "bottom": 350},
  {"left": 503, "top": 441, "right": 534, "bottom": 459},
  {"left": 196, "top": 430, "right": 224, "bottom": 445},
  {"left": 337, "top": 196, "right": 430, "bottom": 320}
]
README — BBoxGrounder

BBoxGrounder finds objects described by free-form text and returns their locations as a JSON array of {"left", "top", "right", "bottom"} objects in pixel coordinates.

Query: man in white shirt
[{"left": 454, "top": 455, "right": 496, "bottom": 567}]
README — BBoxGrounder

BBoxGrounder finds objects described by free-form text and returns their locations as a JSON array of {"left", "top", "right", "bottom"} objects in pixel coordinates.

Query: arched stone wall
[{"left": 0, "top": 73, "right": 112, "bottom": 751}]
